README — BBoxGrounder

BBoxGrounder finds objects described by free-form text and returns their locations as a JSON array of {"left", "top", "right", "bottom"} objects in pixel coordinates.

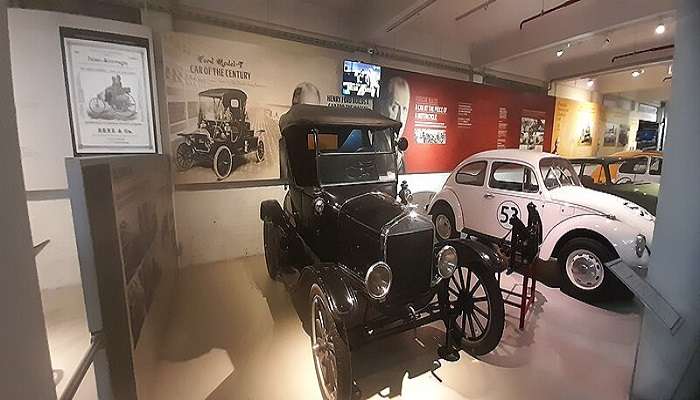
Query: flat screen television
[{"left": 342, "top": 60, "right": 381, "bottom": 98}]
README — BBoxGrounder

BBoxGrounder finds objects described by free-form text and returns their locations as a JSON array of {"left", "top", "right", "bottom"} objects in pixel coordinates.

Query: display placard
[{"left": 60, "top": 28, "right": 157, "bottom": 155}]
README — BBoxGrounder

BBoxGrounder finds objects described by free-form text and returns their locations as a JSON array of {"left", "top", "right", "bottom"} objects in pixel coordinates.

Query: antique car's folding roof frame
[
  {"left": 279, "top": 104, "right": 402, "bottom": 133},
  {"left": 199, "top": 88, "right": 248, "bottom": 100}
]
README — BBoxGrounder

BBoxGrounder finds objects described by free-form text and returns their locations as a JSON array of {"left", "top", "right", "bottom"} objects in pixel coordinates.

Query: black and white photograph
[
  {"left": 60, "top": 28, "right": 156, "bottom": 154},
  {"left": 520, "top": 116, "right": 545, "bottom": 151},
  {"left": 341, "top": 60, "right": 381, "bottom": 98},
  {"left": 618, "top": 123, "right": 630, "bottom": 146},
  {"left": 604, "top": 123, "right": 618, "bottom": 146},
  {"left": 579, "top": 124, "right": 593, "bottom": 145}
]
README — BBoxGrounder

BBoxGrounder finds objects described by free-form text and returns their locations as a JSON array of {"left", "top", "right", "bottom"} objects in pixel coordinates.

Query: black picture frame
[{"left": 60, "top": 27, "right": 159, "bottom": 156}]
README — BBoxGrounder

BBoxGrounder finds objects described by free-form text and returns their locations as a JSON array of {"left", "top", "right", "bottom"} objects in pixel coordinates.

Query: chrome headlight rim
[
  {"left": 635, "top": 234, "right": 647, "bottom": 257},
  {"left": 436, "top": 245, "right": 458, "bottom": 279},
  {"left": 365, "top": 261, "right": 392, "bottom": 300}
]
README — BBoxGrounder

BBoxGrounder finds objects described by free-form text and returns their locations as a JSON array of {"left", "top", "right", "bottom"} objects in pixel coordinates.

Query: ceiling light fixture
[
  {"left": 587, "top": 79, "right": 594, "bottom": 87},
  {"left": 631, "top": 69, "right": 645, "bottom": 78},
  {"left": 655, "top": 23, "right": 666, "bottom": 35},
  {"left": 556, "top": 49, "right": 565, "bottom": 57}
]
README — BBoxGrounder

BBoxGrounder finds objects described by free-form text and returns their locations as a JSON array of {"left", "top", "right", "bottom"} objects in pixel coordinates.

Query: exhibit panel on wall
[
  {"left": 67, "top": 155, "right": 178, "bottom": 399},
  {"left": 374, "top": 67, "right": 556, "bottom": 174},
  {"left": 61, "top": 28, "right": 158, "bottom": 155}
]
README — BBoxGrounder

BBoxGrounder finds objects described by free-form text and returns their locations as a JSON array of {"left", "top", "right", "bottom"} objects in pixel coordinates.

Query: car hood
[
  {"left": 332, "top": 190, "right": 432, "bottom": 234},
  {"left": 549, "top": 185, "right": 655, "bottom": 237}
]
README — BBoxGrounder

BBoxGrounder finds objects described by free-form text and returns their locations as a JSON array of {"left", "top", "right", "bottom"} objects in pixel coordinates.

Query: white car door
[
  {"left": 475, "top": 161, "right": 544, "bottom": 239},
  {"left": 451, "top": 160, "right": 492, "bottom": 233}
]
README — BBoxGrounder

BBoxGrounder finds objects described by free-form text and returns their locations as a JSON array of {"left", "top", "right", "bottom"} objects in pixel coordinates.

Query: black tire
[
  {"left": 263, "top": 221, "right": 287, "bottom": 280},
  {"left": 175, "top": 142, "right": 195, "bottom": 171},
  {"left": 213, "top": 145, "right": 233, "bottom": 179},
  {"left": 430, "top": 202, "right": 459, "bottom": 240},
  {"left": 440, "top": 262, "right": 505, "bottom": 356},
  {"left": 558, "top": 237, "right": 628, "bottom": 302},
  {"left": 256, "top": 139, "right": 265, "bottom": 162},
  {"left": 309, "top": 284, "right": 352, "bottom": 400}
]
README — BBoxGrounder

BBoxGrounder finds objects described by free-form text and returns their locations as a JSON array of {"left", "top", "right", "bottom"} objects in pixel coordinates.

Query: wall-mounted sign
[{"left": 60, "top": 28, "right": 157, "bottom": 155}]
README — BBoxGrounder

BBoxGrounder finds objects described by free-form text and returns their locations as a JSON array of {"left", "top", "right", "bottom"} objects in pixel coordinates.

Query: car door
[
  {"left": 451, "top": 160, "right": 490, "bottom": 233},
  {"left": 475, "top": 161, "right": 544, "bottom": 239}
]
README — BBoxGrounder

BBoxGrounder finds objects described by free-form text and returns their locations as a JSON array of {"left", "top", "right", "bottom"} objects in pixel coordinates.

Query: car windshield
[
  {"left": 199, "top": 96, "right": 224, "bottom": 121},
  {"left": 312, "top": 127, "right": 398, "bottom": 186},
  {"left": 540, "top": 157, "right": 581, "bottom": 190}
]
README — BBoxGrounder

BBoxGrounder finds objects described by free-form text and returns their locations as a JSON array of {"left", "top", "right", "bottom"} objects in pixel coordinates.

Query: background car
[
  {"left": 428, "top": 149, "right": 654, "bottom": 302},
  {"left": 569, "top": 156, "right": 659, "bottom": 215},
  {"left": 610, "top": 150, "right": 663, "bottom": 184}
]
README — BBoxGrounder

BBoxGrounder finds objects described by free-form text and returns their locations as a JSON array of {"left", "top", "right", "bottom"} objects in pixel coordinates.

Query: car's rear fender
[
  {"left": 428, "top": 188, "right": 464, "bottom": 232},
  {"left": 438, "top": 237, "right": 506, "bottom": 273}
]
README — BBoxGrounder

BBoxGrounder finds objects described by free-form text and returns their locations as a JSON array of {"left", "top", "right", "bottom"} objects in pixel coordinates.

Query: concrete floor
[
  {"left": 41, "top": 285, "right": 98, "bottom": 399},
  {"left": 151, "top": 255, "right": 642, "bottom": 400}
]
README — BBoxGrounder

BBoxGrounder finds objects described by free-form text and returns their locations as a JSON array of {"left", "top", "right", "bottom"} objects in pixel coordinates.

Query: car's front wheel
[
  {"left": 440, "top": 262, "right": 505, "bottom": 356},
  {"left": 558, "top": 237, "right": 628, "bottom": 302},
  {"left": 309, "top": 284, "right": 352, "bottom": 400},
  {"left": 430, "top": 202, "right": 458, "bottom": 240}
]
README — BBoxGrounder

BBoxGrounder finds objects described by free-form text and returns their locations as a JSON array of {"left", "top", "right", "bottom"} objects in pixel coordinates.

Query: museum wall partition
[{"left": 162, "top": 28, "right": 556, "bottom": 266}]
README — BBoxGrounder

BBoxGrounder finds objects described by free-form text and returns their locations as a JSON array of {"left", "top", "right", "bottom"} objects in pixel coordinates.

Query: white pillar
[
  {"left": 0, "top": 2, "right": 56, "bottom": 399},
  {"left": 631, "top": 0, "right": 700, "bottom": 398}
]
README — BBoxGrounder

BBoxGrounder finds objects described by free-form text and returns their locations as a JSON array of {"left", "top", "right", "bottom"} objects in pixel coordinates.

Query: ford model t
[
  {"left": 175, "top": 88, "right": 265, "bottom": 179},
  {"left": 260, "top": 104, "right": 507, "bottom": 399}
]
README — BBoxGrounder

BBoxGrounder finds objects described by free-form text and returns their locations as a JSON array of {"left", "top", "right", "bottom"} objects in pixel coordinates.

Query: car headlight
[
  {"left": 365, "top": 262, "right": 392, "bottom": 300},
  {"left": 635, "top": 234, "right": 647, "bottom": 257},
  {"left": 313, "top": 197, "right": 325, "bottom": 215},
  {"left": 436, "top": 245, "right": 458, "bottom": 279}
]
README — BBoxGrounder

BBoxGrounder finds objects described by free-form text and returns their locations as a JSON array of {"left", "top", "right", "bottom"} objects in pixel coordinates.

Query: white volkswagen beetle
[{"left": 428, "top": 149, "right": 654, "bottom": 301}]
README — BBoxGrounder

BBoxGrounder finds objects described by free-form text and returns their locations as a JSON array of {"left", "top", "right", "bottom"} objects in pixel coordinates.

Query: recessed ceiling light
[
  {"left": 655, "top": 24, "right": 666, "bottom": 35},
  {"left": 587, "top": 79, "right": 594, "bottom": 87},
  {"left": 632, "top": 70, "right": 641, "bottom": 78},
  {"left": 556, "top": 49, "right": 565, "bottom": 57}
]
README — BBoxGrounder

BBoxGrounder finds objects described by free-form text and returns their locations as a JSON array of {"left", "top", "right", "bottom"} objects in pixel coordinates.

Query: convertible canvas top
[
  {"left": 199, "top": 88, "right": 248, "bottom": 100},
  {"left": 279, "top": 104, "right": 402, "bottom": 133}
]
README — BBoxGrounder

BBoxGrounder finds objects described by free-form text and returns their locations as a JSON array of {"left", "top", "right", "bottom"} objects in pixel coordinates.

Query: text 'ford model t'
[
  {"left": 260, "top": 104, "right": 507, "bottom": 400},
  {"left": 175, "top": 88, "right": 265, "bottom": 179}
]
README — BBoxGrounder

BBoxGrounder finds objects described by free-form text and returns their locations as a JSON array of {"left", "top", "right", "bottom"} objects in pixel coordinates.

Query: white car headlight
[
  {"left": 635, "top": 234, "right": 647, "bottom": 257},
  {"left": 365, "top": 262, "right": 392, "bottom": 300},
  {"left": 436, "top": 245, "right": 458, "bottom": 279}
]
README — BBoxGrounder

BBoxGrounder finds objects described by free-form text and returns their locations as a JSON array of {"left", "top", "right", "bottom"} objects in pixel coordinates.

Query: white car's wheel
[
  {"left": 558, "top": 237, "right": 629, "bottom": 302},
  {"left": 430, "top": 203, "right": 458, "bottom": 240}
]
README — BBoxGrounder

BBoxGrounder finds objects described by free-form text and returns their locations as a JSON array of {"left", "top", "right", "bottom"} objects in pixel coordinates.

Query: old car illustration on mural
[
  {"left": 175, "top": 88, "right": 265, "bottom": 179},
  {"left": 260, "top": 105, "right": 507, "bottom": 400}
]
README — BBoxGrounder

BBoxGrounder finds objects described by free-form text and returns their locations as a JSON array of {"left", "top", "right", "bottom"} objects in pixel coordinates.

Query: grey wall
[
  {"left": 631, "top": 0, "right": 700, "bottom": 398},
  {"left": 0, "top": 2, "right": 56, "bottom": 399}
]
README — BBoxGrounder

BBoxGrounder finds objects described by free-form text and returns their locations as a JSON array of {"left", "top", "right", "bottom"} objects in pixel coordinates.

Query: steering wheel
[{"left": 615, "top": 176, "right": 633, "bottom": 185}]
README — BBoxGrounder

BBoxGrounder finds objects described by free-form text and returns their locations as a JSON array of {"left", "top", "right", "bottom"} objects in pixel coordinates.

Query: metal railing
[{"left": 59, "top": 332, "right": 104, "bottom": 400}]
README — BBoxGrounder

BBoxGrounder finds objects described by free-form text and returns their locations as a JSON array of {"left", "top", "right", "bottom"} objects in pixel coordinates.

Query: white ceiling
[{"left": 169, "top": 0, "right": 677, "bottom": 85}]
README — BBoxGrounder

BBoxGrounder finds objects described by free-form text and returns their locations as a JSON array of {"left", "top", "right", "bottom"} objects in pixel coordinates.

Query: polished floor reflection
[{"left": 151, "top": 256, "right": 641, "bottom": 400}]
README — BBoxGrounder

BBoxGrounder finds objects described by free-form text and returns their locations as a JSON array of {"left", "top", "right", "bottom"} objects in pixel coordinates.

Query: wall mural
[
  {"left": 163, "top": 32, "right": 555, "bottom": 183},
  {"left": 374, "top": 67, "right": 555, "bottom": 174}
]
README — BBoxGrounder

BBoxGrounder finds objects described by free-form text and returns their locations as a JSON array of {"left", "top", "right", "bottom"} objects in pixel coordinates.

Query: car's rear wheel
[
  {"left": 175, "top": 142, "right": 195, "bottom": 171},
  {"left": 558, "top": 237, "right": 628, "bottom": 302},
  {"left": 309, "top": 284, "right": 352, "bottom": 400},
  {"left": 263, "top": 221, "right": 288, "bottom": 280},
  {"left": 430, "top": 203, "right": 458, "bottom": 240},
  {"left": 441, "top": 262, "right": 504, "bottom": 356},
  {"left": 213, "top": 145, "right": 233, "bottom": 179}
]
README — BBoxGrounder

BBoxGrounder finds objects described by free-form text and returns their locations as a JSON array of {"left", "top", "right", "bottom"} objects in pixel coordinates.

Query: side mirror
[{"left": 397, "top": 137, "right": 409, "bottom": 152}]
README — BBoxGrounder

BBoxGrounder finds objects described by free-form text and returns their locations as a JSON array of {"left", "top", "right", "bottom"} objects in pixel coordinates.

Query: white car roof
[{"left": 463, "top": 149, "right": 560, "bottom": 167}]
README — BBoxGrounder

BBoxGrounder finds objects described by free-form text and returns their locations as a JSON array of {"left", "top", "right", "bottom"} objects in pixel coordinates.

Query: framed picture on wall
[{"left": 60, "top": 27, "right": 157, "bottom": 155}]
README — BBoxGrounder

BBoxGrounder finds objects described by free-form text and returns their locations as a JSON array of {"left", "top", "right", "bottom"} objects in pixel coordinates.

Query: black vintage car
[
  {"left": 260, "top": 104, "right": 506, "bottom": 400},
  {"left": 175, "top": 88, "right": 265, "bottom": 179}
]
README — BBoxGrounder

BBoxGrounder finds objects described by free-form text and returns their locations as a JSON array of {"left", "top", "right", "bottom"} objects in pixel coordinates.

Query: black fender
[
  {"left": 260, "top": 199, "right": 290, "bottom": 229},
  {"left": 298, "top": 263, "right": 364, "bottom": 332},
  {"left": 437, "top": 237, "right": 506, "bottom": 273}
]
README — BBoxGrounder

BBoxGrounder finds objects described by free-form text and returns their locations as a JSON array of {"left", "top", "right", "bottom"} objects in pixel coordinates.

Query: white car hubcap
[
  {"left": 435, "top": 214, "right": 452, "bottom": 239},
  {"left": 565, "top": 249, "right": 604, "bottom": 290}
]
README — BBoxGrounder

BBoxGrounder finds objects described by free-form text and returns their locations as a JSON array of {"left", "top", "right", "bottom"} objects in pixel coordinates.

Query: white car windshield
[{"left": 540, "top": 157, "right": 581, "bottom": 190}]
